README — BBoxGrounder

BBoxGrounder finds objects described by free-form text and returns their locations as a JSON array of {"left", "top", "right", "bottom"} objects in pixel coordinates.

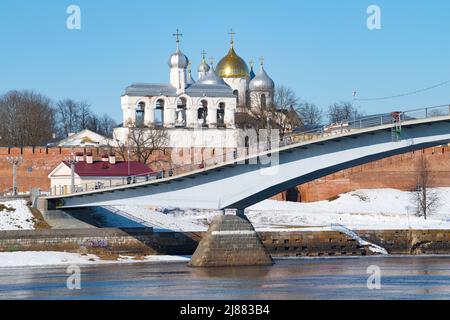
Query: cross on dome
[
  {"left": 173, "top": 28, "right": 183, "bottom": 46},
  {"left": 228, "top": 29, "right": 236, "bottom": 45}
]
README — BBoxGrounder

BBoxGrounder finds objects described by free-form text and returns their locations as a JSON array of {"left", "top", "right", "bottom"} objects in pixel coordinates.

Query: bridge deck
[{"left": 43, "top": 114, "right": 450, "bottom": 202}]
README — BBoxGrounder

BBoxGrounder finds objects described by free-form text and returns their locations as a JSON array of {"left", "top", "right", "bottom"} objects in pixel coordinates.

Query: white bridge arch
[{"left": 41, "top": 109, "right": 450, "bottom": 211}]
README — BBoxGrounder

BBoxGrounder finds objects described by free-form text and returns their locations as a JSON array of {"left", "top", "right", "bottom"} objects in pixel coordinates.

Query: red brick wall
[
  {"left": 0, "top": 146, "right": 233, "bottom": 194},
  {"left": 0, "top": 147, "right": 115, "bottom": 194},
  {"left": 2, "top": 145, "right": 450, "bottom": 198}
]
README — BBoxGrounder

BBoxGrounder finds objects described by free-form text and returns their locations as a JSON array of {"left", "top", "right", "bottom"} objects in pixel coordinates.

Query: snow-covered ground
[
  {"left": 0, "top": 200, "right": 35, "bottom": 231},
  {"left": 0, "top": 252, "right": 190, "bottom": 268},
  {"left": 93, "top": 206, "right": 206, "bottom": 232},
  {"left": 247, "top": 188, "right": 450, "bottom": 230},
  {"left": 106, "top": 188, "right": 450, "bottom": 231}
]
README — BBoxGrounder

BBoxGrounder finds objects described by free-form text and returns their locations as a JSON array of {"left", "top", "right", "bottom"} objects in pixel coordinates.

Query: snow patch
[
  {"left": 0, "top": 251, "right": 190, "bottom": 268},
  {"left": 331, "top": 224, "right": 388, "bottom": 255},
  {"left": 0, "top": 200, "right": 35, "bottom": 231}
]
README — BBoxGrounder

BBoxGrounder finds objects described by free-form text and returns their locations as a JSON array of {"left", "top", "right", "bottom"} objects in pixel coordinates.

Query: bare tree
[
  {"left": 297, "top": 102, "right": 323, "bottom": 127},
  {"left": 274, "top": 86, "right": 298, "bottom": 111},
  {"left": 328, "top": 102, "right": 363, "bottom": 124},
  {"left": 86, "top": 114, "right": 101, "bottom": 133},
  {"left": 115, "top": 122, "right": 169, "bottom": 165},
  {"left": 412, "top": 155, "right": 440, "bottom": 220},
  {"left": 56, "top": 99, "right": 117, "bottom": 138},
  {"left": 56, "top": 99, "right": 82, "bottom": 137},
  {"left": 0, "top": 91, "right": 117, "bottom": 146},
  {"left": 97, "top": 114, "right": 117, "bottom": 137},
  {"left": 239, "top": 85, "right": 302, "bottom": 139},
  {"left": 78, "top": 101, "right": 92, "bottom": 130},
  {"left": 88, "top": 114, "right": 117, "bottom": 137},
  {"left": 0, "top": 90, "right": 56, "bottom": 147}
]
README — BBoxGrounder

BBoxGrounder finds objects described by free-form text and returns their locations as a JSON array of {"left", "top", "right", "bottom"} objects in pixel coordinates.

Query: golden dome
[{"left": 216, "top": 45, "right": 249, "bottom": 78}]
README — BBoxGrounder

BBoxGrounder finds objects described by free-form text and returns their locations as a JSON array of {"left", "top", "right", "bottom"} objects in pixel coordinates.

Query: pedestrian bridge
[{"left": 41, "top": 106, "right": 450, "bottom": 212}]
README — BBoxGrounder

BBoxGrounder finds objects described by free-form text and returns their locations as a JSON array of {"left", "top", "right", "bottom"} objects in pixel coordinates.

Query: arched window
[
  {"left": 155, "top": 99, "right": 164, "bottom": 127},
  {"left": 286, "top": 187, "right": 300, "bottom": 202},
  {"left": 198, "top": 100, "right": 208, "bottom": 127},
  {"left": 136, "top": 102, "right": 145, "bottom": 127},
  {"left": 176, "top": 98, "right": 187, "bottom": 127},
  {"left": 217, "top": 103, "right": 225, "bottom": 128},
  {"left": 233, "top": 90, "right": 239, "bottom": 106},
  {"left": 260, "top": 94, "right": 267, "bottom": 109}
]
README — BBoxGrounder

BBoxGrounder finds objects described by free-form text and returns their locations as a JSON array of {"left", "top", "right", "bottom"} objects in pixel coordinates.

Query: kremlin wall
[
  {"left": 274, "top": 145, "right": 450, "bottom": 202},
  {"left": 1, "top": 146, "right": 450, "bottom": 202}
]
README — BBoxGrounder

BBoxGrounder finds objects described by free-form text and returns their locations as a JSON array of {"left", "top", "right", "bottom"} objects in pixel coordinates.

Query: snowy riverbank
[
  {"left": 247, "top": 188, "right": 450, "bottom": 231},
  {"left": 2, "top": 188, "right": 450, "bottom": 267},
  {"left": 0, "top": 252, "right": 190, "bottom": 268}
]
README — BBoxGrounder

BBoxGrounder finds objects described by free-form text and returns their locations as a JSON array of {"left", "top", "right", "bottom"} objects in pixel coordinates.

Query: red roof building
[
  {"left": 62, "top": 160, "right": 153, "bottom": 177},
  {"left": 48, "top": 155, "right": 155, "bottom": 195}
]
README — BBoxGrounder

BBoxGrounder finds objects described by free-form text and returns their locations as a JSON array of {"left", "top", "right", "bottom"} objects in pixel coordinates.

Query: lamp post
[
  {"left": 6, "top": 156, "right": 24, "bottom": 196},
  {"left": 127, "top": 136, "right": 131, "bottom": 177},
  {"left": 65, "top": 154, "right": 78, "bottom": 194}
]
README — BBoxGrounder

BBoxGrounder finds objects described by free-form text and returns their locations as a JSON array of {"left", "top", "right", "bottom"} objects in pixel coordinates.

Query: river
[{"left": 1, "top": 256, "right": 450, "bottom": 300}]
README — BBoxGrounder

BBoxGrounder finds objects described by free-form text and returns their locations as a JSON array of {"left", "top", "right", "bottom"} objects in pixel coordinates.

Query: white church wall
[
  {"left": 121, "top": 95, "right": 138, "bottom": 126},
  {"left": 114, "top": 127, "right": 241, "bottom": 148},
  {"left": 249, "top": 90, "right": 274, "bottom": 110},
  {"left": 223, "top": 77, "right": 248, "bottom": 107},
  {"left": 120, "top": 94, "right": 236, "bottom": 133},
  {"left": 170, "top": 67, "right": 187, "bottom": 93},
  {"left": 167, "top": 128, "right": 241, "bottom": 148}
]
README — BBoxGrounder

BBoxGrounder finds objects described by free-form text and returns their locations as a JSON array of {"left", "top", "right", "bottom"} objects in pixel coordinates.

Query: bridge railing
[{"left": 49, "top": 104, "right": 450, "bottom": 196}]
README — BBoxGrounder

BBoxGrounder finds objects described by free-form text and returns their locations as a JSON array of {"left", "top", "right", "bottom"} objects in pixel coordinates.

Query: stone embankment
[{"left": 1, "top": 228, "right": 450, "bottom": 257}]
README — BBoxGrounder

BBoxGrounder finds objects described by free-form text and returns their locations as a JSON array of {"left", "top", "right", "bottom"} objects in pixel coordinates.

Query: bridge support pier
[{"left": 188, "top": 214, "right": 274, "bottom": 268}]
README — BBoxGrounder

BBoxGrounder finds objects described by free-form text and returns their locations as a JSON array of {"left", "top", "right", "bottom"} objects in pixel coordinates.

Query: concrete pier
[{"left": 189, "top": 215, "right": 274, "bottom": 267}]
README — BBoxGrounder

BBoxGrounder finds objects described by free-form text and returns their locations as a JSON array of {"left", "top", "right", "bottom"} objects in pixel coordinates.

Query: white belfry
[{"left": 114, "top": 29, "right": 276, "bottom": 149}]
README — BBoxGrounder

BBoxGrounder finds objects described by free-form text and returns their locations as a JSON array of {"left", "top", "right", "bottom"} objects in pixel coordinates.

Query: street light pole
[
  {"left": 65, "top": 154, "right": 78, "bottom": 194},
  {"left": 127, "top": 136, "right": 131, "bottom": 177},
  {"left": 6, "top": 156, "right": 24, "bottom": 196}
]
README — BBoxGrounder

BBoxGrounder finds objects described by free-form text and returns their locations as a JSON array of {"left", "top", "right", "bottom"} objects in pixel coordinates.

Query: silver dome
[
  {"left": 198, "top": 58, "right": 211, "bottom": 73},
  {"left": 195, "top": 67, "right": 227, "bottom": 86},
  {"left": 249, "top": 65, "right": 275, "bottom": 91},
  {"left": 168, "top": 48, "right": 189, "bottom": 69}
]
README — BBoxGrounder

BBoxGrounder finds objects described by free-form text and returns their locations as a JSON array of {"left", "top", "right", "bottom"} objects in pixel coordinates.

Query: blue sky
[{"left": 1, "top": 0, "right": 449, "bottom": 121}]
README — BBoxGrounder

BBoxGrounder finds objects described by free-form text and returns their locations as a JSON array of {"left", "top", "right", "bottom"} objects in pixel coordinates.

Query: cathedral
[{"left": 113, "top": 30, "right": 275, "bottom": 149}]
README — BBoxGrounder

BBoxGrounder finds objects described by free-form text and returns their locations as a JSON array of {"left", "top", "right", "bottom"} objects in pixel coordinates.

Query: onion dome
[
  {"left": 195, "top": 67, "right": 227, "bottom": 86},
  {"left": 168, "top": 47, "right": 189, "bottom": 69},
  {"left": 216, "top": 44, "right": 249, "bottom": 78},
  {"left": 249, "top": 61, "right": 275, "bottom": 91},
  {"left": 198, "top": 57, "right": 211, "bottom": 73}
]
